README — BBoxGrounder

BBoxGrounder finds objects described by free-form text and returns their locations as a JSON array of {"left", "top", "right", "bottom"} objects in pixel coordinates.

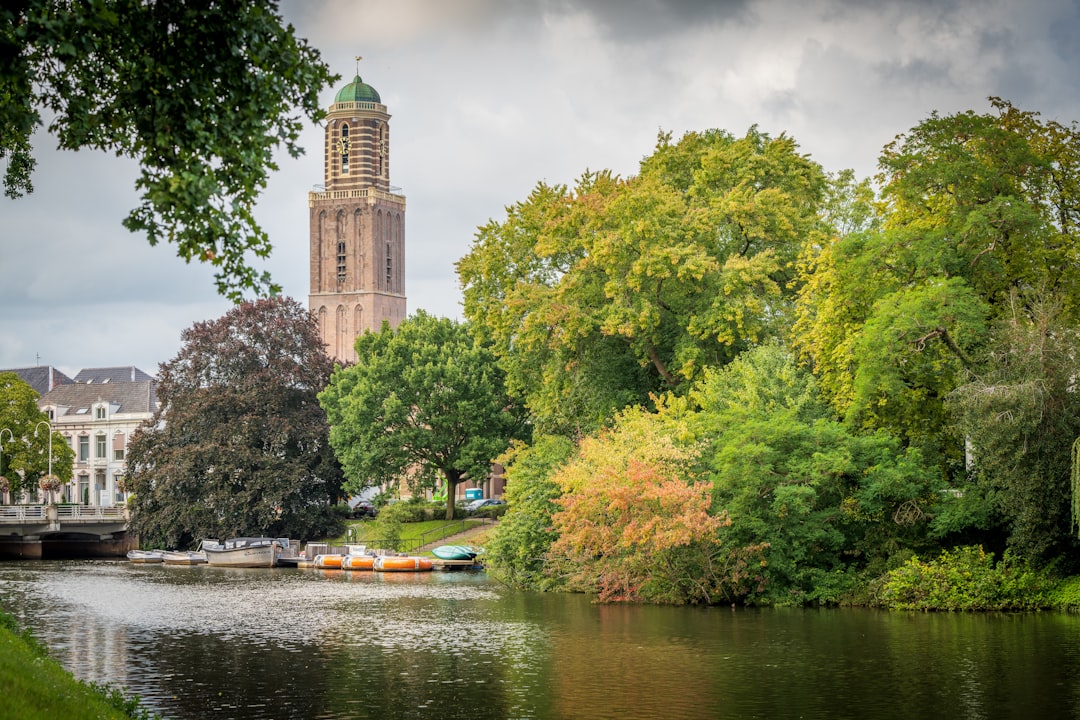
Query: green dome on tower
[{"left": 334, "top": 75, "right": 381, "bottom": 104}]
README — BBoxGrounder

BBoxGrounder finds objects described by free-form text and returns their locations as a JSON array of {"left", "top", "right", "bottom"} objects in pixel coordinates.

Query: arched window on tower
[
  {"left": 340, "top": 124, "right": 350, "bottom": 174},
  {"left": 337, "top": 241, "right": 347, "bottom": 281},
  {"left": 354, "top": 209, "right": 364, "bottom": 287},
  {"left": 336, "top": 305, "right": 347, "bottom": 360},
  {"left": 386, "top": 241, "right": 392, "bottom": 290}
]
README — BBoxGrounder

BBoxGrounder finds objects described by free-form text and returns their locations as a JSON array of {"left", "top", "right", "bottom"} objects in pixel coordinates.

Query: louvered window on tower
[
  {"left": 386, "top": 242, "right": 392, "bottom": 288},
  {"left": 337, "top": 241, "right": 347, "bottom": 280}
]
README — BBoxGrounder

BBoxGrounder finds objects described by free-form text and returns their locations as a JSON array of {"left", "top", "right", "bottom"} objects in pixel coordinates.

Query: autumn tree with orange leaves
[{"left": 546, "top": 407, "right": 766, "bottom": 604}]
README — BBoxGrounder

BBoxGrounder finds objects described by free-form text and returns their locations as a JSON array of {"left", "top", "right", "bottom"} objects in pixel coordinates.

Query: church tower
[{"left": 309, "top": 66, "right": 406, "bottom": 364}]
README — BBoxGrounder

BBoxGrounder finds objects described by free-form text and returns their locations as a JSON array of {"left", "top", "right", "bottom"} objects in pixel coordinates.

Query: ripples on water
[{"left": 2, "top": 560, "right": 1080, "bottom": 720}]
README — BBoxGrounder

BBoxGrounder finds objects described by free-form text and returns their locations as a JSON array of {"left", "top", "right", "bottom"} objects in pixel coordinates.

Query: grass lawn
[
  {"left": 327, "top": 518, "right": 486, "bottom": 548},
  {"left": 0, "top": 612, "right": 149, "bottom": 719}
]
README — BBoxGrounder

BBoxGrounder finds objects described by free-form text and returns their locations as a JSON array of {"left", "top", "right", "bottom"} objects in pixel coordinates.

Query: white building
[{"left": 37, "top": 367, "right": 158, "bottom": 507}]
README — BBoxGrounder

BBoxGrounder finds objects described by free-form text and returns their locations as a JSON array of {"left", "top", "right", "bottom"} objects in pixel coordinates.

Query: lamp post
[
  {"left": 0, "top": 427, "right": 13, "bottom": 501},
  {"left": 34, "top": 420, "right": 57, "bottom": 503}
]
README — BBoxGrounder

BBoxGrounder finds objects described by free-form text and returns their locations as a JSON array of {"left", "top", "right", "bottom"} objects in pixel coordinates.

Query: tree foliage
[
  {"left": 458, "top": 128, "right": 828, "bottom": 435},
  {"left": 125, "top": 297, "right": 344, "bottom": 548},
  {"left": 545, "top": 405, "right": 766, "bottom": 605},
  {"left": 483, "top": 435, "right": 576, "bottom": 590},
  {"left": 1, "top": 0, "right": 335, "bottom": 300},
  {"left": 948, "top": 294, "right": 1080, "bottom": 566},
  {"left": 319, "top": 311, "right": 529, "bottom": 521},
  {"left": 693, "top": 345, "right": 940, "bottom": 603},
  {"left": 0, "top": 372, "right": 73, "bottom": 500}
]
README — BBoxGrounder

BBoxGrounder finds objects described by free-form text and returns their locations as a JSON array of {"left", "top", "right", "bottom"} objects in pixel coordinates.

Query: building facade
[
  {"left": 308, "top": 70, "right": 407, "bottom": 364},
  {"left": 36, "top": 369, "right": 158, "bottom": 507}
]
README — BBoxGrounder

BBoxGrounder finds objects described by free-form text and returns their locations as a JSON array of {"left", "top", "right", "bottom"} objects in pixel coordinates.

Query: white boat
[
  {"left": 201, "top": 537, "right": 283, "bottom": 568},
  {"left": 161, "top": 550, "right": 208, "bottom": 565},
  {"left": 126, "top": 549, "right": 164, "bottom": 563}
]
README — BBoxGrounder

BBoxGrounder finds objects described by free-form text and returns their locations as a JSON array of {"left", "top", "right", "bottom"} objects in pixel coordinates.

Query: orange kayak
[
  {"left": 313, "top": 554, "right": 343, "bottom": 569},
  {"left": 373, "top": 556, "right": 434, "bottom": 572},
  {"left": 341, "top": 555, "right": 376, "bottom": 571}
]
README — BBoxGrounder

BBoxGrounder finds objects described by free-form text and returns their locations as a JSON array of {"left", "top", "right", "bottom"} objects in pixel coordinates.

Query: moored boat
[
  {"left": 201, "top": 538, "right": 282, "bottom": 568},
  {"left": 373, "top": 555, "right": 434, "bottom": 572},
  {"left": 341, "top": 554, "right": 375, "bottom": 571},
  {"left": 161, "top": 550, "right": 207, "bottom": 565},
  {"left": 431, "top": 545, "right": 478, "bottom": 561},
  {"left": 313, "top": 553, "right": 343, "bottom": 569},
  {"left": 126, "top": 549, "right": 164, "bottom": 563}
]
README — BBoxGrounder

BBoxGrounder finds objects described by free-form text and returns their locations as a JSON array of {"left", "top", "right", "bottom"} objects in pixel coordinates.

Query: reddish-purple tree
[{"left": 126, "top": 297, "right": 344, "bottom": 548}]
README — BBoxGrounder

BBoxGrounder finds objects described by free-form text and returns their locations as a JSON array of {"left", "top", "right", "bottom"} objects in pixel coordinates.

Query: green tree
[
  {"left": 483, "top": 435, "right": 576, "bottom": 590},
  {"left": 693, "top": 344, "right": 940, "bottom": 603},
  {"left": 319, "top": 311, "right": 528, "bottom": 521},
  {"left": 458, "top": 128, "right": 828, "bottom": 435},
  {"left": 1, "top": 1, "right": 335, "bottom": 300},
  {"left": 0, "top": 372, "right": 73, "bottom": 501},
  {"left": 948, "top": 294, "right": 1080, "bottom": 566},
  {"left": 125, "top": 297, "right": 344, "bottom": 548},
  {"left": 795, "top": 99, "right": 1080, "bottom": 467}
]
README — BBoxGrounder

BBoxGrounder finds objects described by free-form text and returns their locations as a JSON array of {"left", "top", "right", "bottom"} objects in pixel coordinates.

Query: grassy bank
[
  {"left": 0, "top": 609, "right": 156, "bottom": 720},
  {"left": 328, "top": 518, "right": 486, "bottom": 547}
]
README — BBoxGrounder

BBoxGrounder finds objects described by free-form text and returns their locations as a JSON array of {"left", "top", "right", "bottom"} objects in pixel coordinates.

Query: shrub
[
  {"left": 1047, "top": 575, "right": 1080, "bottom": 612},
  {"left": 874, "top": 545, "right": 1051, "bottom": 611}
]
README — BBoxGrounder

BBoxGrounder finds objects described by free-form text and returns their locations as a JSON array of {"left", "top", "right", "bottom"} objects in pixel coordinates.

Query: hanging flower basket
[
  {"left": 38, "top": 475, "right": 62, "bottom": 492},
  {"left": 0, "top": 476, "right": 9, "bottom": 493}
]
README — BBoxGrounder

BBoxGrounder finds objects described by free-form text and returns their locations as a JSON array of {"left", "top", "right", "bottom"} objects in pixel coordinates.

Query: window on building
[
  {"left": 113, "top": 432, "right": 125, "bottom": 461},
  {"left": 386, "top": 242, "right": 392, "bottom": 289},
  {"left": 337, "top": 241, "right": 347, "bottom": 280},
  {"left": 95, "top": 434, "right": 106, "bottom": 459},
  {"left": 95, "top": 406, "right": 105, "bottom": 420},
  {"left": 78, "top": 435, "right": 89, "bottom": 462}
]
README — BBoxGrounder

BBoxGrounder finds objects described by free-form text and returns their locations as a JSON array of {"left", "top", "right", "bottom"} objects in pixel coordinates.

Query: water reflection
[{"left": 1, "top": 561, "right": 1080, "bottom": 719}]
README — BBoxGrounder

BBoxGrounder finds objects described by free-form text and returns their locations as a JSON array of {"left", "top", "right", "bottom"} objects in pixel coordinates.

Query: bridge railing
[
  {"left": 0, "top": 504, "right": 126, "bottom": 523},
  {"left": 0, "top": 505, "right": 47, "bottom": 522},
  {"left": 56, "top": 505, "right": 126, "bottom": 520}
]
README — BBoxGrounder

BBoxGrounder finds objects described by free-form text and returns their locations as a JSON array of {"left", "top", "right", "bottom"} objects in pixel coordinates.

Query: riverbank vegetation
[
  {"left": 0, "top": 609, "right": 157, "bottom": 719},
  {"left": 459, "top": 98, "right": 1080, "bottom": 609}
]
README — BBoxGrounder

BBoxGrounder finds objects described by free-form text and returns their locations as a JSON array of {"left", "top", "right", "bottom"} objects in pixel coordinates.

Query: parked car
[
  {"left": 352, "top": 500, "right": 377, "bottom": 518},
  {"left": 465, "top": 498, "right": 506, "bottom": 515}
]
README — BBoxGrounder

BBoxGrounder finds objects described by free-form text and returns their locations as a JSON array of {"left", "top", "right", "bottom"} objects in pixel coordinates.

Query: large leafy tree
[
  {"left": 0, "top": 372, "right": 73, "bottom": 500},
  {"left": 319, "top": 311, "right": 529, "bottom": 521},
  {"left": 125, "top": 297, "right": 344, "bottom": 548},
  {"left": 457, "top": 128, "right": 828, "bottom": 435},
  {"left": 1, "top": 1, "right": 335, "bottom": 300},
  {"left": 794, "top": 99, "right": 1080, "bottom": 465}
]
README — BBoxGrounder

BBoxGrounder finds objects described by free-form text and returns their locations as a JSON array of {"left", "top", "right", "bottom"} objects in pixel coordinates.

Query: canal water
[{"left": 1, "top": 560, "right": 1079, "bottom": 719}]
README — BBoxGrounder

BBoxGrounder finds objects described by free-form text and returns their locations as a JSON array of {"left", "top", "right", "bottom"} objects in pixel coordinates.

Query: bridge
[{"left": 0, "top": 505, "right": 135, "bottom": 559}]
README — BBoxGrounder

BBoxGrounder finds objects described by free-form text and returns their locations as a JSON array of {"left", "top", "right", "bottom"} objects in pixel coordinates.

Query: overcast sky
[{"left": 3, "top": 0, "right": 1079, "bottom": 379}]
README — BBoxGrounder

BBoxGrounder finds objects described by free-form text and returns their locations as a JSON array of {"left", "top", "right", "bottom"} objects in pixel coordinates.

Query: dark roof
[
  {"left": 73, "top": 367, "right": 155, "bottom": 384},
  {"left": 39, "top": 380, "right": 158, "bottom": 416},
  {"left": 1, "top": 366, "right": 75, "bottom": 396}
]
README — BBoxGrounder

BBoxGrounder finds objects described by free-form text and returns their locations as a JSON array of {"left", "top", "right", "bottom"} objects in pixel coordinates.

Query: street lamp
[{"left": 34, "top": 420, "right": 58, "bottom": 502}]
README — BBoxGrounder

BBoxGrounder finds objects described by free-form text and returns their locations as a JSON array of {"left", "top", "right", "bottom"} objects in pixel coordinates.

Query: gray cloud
[{"left": 2, "top": 0, "right": 1077, "bottom": 377}]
